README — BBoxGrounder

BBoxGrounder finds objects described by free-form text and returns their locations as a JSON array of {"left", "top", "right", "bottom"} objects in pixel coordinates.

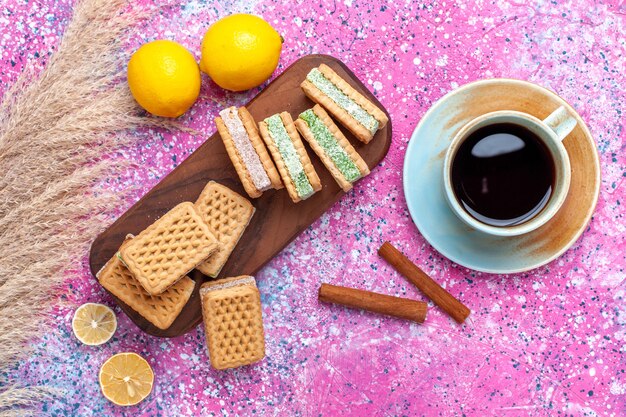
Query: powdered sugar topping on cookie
[{"left": 219, "top": 107, "right": 271, "bottom": 192}]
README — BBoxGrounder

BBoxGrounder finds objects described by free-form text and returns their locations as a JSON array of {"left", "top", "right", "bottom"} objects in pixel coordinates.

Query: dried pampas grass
[
  {"left": 0, "top": 377, "right": 58, "bottom": 417},
  {"left": 0, "top": 0, "right": 181, "bottom": 413}
]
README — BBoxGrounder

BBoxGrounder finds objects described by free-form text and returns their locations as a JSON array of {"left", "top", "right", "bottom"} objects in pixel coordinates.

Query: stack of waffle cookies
[
  {"left": 216, "top": 63, "right": 387, "bottom": 202},
  {"left": 97, "top": 181, "right": 255, "bottom": 330}
]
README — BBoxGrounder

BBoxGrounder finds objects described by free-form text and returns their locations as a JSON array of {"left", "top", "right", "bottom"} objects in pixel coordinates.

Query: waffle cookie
[
  {"left": 301, "top": 63, "right": 389, "bottom": 144},
  {"left": 216, "top": 106, "right": 283, "bottom": 198},
  {"left": 200, "top": 276, "right": 266, "bottom": 370},
  {"left": 295, "top": 105, "right": 370, "bottom": 192},
  {"left": 119, "top": 202, "right": 219, "bottom": 295},
  {"left": 97, "top": 244, "right": 195, "bottom": 330},
  {"left": 194, "top": 181, "right": 255, "bottom": 278},
  {"left": 258, "top": 112, "right": 322, "bottom": 203}
]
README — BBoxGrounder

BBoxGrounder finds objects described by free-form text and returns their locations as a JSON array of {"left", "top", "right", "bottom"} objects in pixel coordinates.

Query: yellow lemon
[
  {"left": 72, "top": 303, "right": 117, "bottom": 346},
  {"left": 200, "top": 14, "right": 283, "bottom": 91},
  {"left": 127, "top": 40, "right": 201, "bottom": 117},
  {"left": 99, "top": 352, "right": 154, "bottom": 406}
]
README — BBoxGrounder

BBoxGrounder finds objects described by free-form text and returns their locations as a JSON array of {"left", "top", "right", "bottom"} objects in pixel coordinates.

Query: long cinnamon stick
[
  {"left": 378, "top": 241, "right": 471, "bottom": 324},
  {"left": 318, "top": 283, "right": 427, "bottom": 323}
]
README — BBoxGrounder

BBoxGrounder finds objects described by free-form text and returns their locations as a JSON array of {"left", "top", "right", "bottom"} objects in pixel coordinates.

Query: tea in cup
[{"left": 442, "top": 106, "right": 576, "bottom": 237}]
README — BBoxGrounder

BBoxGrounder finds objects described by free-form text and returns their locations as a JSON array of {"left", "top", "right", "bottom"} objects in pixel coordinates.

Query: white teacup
[{"left": 443, "top": 106, "right": 576, "bottom": 237}]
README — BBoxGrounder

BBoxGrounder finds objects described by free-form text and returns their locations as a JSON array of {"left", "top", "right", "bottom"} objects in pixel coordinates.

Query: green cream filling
[
  {"left": 306, "top": 68, "right": 379, "bottom": 135},
  {"left": 264, "top": 115, "right": 314, "bottom": 198},
  {"left": 116, "top": 252, "right": 128, "bottom": 267},
  {"left": 299, "top": 109, "right": 361, "bottom": 182}
]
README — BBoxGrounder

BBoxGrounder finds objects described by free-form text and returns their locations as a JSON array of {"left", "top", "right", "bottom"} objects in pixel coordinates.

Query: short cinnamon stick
[
  {"left": 378, "top": 241, "right": 471, "bottom": 324},
  {"left": 318, "top": 283, "right": 427, "bottom": 323}
]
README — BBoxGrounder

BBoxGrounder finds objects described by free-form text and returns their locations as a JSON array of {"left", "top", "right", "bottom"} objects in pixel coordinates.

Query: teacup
[{"left": 442, "top": 106, "right": 576, "bottom": 237}]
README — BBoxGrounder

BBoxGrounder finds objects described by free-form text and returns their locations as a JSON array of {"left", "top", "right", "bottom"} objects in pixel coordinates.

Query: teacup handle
[{"left": 543, "top": 106, "right": 577, "bottom": 142}]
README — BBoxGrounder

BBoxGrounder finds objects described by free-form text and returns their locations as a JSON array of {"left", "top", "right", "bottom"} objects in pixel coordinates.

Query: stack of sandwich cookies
[
  {"left": 216, "top": 106, "right": 283, "bottom": 198},
  {"left": 259, "top": 112, "right": 321, "bottom": 203},
  {"left": 301, "top": 63, "right": 388, "bottom": 144},
  {"left": 200, "top": 276, "right": 266, "bottom": 370},
  {"left": 193, "top": 181, "right": 255, "bottom": 278},
  {"left": 97, "top": 242, "right": 195, "bottom": 330},
  {"left": 295, "top": 105, "right": 370, "bottom": 192},
  {"left": 119, "top": 202, "right": 219, "bottom": 295}
]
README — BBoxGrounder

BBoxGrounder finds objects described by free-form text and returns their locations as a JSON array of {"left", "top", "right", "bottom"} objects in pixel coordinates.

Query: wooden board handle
[
  {"left": 378, "top": 241, "right": 471, "bottom": 324},
  {"left": 318, "top": 283, "right": 427, "bottom": 323}
]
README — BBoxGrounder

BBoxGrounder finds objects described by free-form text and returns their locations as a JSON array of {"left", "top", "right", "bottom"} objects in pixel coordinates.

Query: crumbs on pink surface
[{"left": 3, "top": 0, "right": 626, "bottom": 416}]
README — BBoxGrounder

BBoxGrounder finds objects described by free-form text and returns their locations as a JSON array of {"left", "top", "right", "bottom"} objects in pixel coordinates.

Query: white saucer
[{"left": 403, "top": 79, "right": 600, "bottom": 274}]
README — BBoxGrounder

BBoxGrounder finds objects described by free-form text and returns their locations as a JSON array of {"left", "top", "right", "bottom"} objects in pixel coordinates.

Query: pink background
[{"left": 3, "top": 0, "right": 625, "bottom": 416}]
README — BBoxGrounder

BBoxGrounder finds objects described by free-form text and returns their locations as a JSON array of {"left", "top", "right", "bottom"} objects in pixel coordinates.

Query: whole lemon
[
  {"left": 200, "top": 14, "right": 283, "bottom": 91},
  {"left": 127, "top": 40, "right": 201, "bottom": 118}
]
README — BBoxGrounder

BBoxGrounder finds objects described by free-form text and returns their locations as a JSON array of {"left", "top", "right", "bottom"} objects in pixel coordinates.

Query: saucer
[{"left": 403, "top": 79, "right": 600, "bottom": 274}]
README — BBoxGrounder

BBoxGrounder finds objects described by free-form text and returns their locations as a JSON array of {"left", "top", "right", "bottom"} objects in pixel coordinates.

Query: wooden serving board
[{"left": 89, "top": 54, "right": 392, "bottom": 337}]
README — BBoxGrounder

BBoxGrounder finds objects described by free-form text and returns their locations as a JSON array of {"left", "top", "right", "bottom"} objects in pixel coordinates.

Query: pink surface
[{"left": 3, "top": 0, "right": 625, "bottom": 416}]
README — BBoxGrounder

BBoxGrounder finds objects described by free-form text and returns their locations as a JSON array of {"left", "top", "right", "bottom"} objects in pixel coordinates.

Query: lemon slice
[
  {"left": 72, "top": 303, "right": 117, "bottom": 346},
  {"left": 99, "top": 352, "right": 154, "bottom": 406}
]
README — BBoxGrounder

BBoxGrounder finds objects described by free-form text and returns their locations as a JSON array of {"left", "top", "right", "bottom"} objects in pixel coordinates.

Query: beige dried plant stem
[{"left": 0, "top": 0, "right": 182, "bottom": 414}]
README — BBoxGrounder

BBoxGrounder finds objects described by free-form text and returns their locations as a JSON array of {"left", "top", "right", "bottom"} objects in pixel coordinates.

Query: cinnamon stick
[
  {"left": 378, "top": 241, "right": 471, "bottom": 324},
  {"left": 318, "top": 283, "right": 427, "bottom": 323}
]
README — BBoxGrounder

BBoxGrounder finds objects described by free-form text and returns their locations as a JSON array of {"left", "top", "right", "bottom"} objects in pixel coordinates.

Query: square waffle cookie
[
  {"left": 119, "top": 202, "right": 219, "bottom": 295},
  {"left": 97, "top": 243, "right": 194, "bottom": 330},
  {"left": 200, "top": 276, "right": 266, "bottom": 370},
  {"left": 194, "top": 181, "right": 255, "bottom": 278}
]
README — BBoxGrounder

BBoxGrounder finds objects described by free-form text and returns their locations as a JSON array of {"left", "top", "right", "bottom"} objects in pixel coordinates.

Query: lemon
[
  {"left": 127, "top": 40, "right": 201, "bottom": 118},
  {"left": 72, "top": 303, "right": 117, "bottom": 346},
  {"left": 99, "top": 352, "right": 154, "bottom": 406},
  {"left": 200, "top": 14, "right": 283, "bottom": 91}
]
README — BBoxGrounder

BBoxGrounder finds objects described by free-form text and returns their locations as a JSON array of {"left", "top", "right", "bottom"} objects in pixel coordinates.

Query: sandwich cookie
[
  {"left": 295, "top": 105, "right": 370, "bottom": 192},
  {"left": 98, "top": 240, "right": 195, "bottom": 330},
  {"left": 193, "top": 181, "right": 255, "bottom": 278},
  {"left": 259, "top": 112, "right": 321, "bottom": 203},
  {"left": 216, "top": 106, "right": 282, "bottom": 198},
  {"left": 200, "top": 276, "right": 266, "bottom": 370},
  {"left": 301, "top": 63, "right": 388, "bottom": 144},
  {"left": 119, "top": 202, "right": 219, "bottom": 295}
]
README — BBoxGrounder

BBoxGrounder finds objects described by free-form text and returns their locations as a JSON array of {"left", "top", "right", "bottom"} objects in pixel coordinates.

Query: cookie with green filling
[
  {"left": 258, "top": 112, "right": 321, "bottom": 203},
  {"left": 295, "top": 105, "right": 370, "bottom": 192},
  {"left": 301, "top": 63, "right": 389, "bottom": 144}
]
